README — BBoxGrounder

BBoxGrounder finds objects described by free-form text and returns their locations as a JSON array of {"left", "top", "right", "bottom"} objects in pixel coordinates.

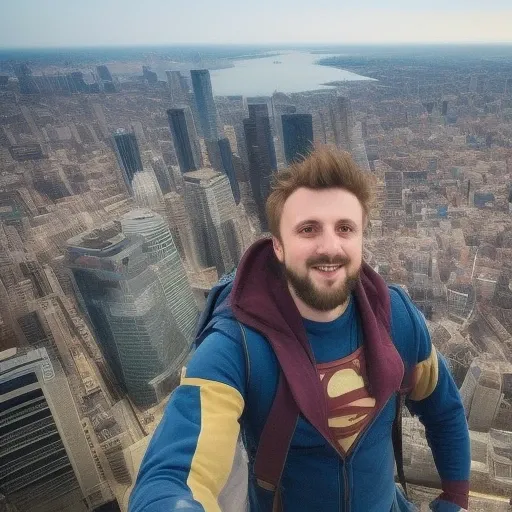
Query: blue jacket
[{"left": 129, "top": 239, "right": 471, "bottom": 512}]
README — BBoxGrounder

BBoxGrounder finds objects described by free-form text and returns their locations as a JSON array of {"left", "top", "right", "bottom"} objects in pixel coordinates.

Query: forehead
[{"left": 280, "top": 187, "right": 364, "bottom": 228}]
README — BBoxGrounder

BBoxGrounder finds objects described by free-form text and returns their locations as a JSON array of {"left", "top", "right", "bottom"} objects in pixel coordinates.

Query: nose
[{"left": 316, "top": 227, "right": 345, "bottom": 257}]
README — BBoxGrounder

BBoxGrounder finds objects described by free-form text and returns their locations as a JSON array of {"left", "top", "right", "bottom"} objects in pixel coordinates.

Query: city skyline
[{"left": 1, "top": 39, "right": 511, "bottom": 510}]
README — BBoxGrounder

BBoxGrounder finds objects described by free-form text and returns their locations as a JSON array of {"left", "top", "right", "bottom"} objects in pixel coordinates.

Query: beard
[{"left": 282, "top": 255, "right": 360, "bottom": 312}]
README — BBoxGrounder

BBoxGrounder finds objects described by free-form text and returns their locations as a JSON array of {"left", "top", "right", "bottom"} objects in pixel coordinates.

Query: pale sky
[{"left": 1, "top": 0, "right": 512, "bottom": 48}]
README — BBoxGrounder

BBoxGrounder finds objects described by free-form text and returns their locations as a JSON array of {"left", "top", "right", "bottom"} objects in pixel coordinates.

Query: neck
[{"left": 288, "top": 283, "right": 350, "bottom": 322}]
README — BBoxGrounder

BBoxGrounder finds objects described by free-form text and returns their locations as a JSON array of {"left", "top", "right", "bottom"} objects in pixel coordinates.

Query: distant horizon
[{"left": 2, "top": 41, "right": 512, "bottom": 51}]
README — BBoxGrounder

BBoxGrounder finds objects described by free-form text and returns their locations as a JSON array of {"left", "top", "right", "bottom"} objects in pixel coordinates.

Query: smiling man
[{"left": 129, "top": 146, "right": 471, "bottom": 512}]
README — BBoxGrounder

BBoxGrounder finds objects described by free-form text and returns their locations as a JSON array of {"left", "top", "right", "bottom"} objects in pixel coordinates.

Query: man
[{"left": 129, "top": 147, "right": 471, "bottom": 512}]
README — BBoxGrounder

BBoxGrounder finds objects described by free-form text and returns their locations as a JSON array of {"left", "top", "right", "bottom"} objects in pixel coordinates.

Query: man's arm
[
  {"left": 128, "top": 330, "right": 247, "bottom": 512},
  {"left": 390, "top": 288, "right": 471, "bottom": 512}
]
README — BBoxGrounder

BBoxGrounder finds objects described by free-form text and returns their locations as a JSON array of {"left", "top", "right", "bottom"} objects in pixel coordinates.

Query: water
[{"left": 209, "top": 51, "right": 373, "bottom": 97}]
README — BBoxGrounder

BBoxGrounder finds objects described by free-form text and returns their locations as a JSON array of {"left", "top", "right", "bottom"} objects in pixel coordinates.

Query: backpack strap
[
  {"left": 253, "top": 372, "right": 299, "bottom": 492},
  {"left": 237, "top": 322, "right": 299, "bottom": 511},
  {"left": 392, "top": 392, "right": 407, "bottom": 498}
]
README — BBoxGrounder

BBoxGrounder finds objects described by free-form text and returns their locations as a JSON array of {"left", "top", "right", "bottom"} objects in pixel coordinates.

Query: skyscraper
[
  {"left": 243, "top": 103, "right": 278, "bottom": 229},
  {"left": 184, "top": 169, "right": 249, "bottom": 275},
  {"left": 0, "top": 347, "right": 110, "bottom": 512},
  {"left": 190, "top": 69, "right": 219, "bottom": 140},
  {"left": 330, "top": 95, "right": 354, "bottom": 151},
  {"left": 149, "top": 153, "right": 174, "bottom": 194},
  {"left": 112, "top": 129, "right": 143, "bottom": 194},
  {"left": 96, "top": 65, "right": 113, "bottom": 82},
  {"left": 121, "top": 209, "right": 199, "bottom": 356},
  {"left": 66, "top": 224, "right": 182, "bottom": 407},
  {"left": 166, "top": 70, "right": 188, "bottom": 105},
  {"left": 167, "top": 107, "right": 203, "bottom": 173},
  {"left": 205, "top": 138, "right": 241, "bottom": 204},
  {"left": 384, "top": 171, "right": 404, "bottom": 209},
  {"left": 281, "top": 113, "right": 314, "bottom": 164}
]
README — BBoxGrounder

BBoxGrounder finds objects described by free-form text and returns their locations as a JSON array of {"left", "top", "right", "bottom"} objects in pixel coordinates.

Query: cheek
[{"left": 284, "top": 244, "right": 310, "bottom": 266}]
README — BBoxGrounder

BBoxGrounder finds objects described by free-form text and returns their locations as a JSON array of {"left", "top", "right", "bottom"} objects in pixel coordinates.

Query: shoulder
[
  {"left": 388, "top": 285, "right": 432, "bottom": 365},
  {"left": 186, "top": 326, "right": 248, "bottom": 394}
]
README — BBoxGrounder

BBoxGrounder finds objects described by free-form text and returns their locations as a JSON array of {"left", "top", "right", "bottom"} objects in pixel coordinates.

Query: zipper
[
  {"left": 343, "top": 462, "right": 349, "bottom": 512},
  {"left": 334, "top": 395, "right": 394, "bottom": 512}
]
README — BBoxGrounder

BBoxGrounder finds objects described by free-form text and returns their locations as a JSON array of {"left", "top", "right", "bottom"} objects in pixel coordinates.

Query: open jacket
[{"left": 129, "top": 238, "right": 471, "bottom": 512}]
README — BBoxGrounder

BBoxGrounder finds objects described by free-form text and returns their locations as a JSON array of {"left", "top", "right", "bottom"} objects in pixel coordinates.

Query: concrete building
[
  {"left": 384, "top": 171, "right": 404, "bottom": 209},
  {"left": 184, "top": 168, "right": 249, "bottom": 275},
  {"left": 166, "top": 70, "right": 188, "bottom": 105},
  {"left": 0, "top": 347, "right": 111, "bottom": 512},
  {"left": 330, "top": 95, "right": 353, "bottom": 152},
  {"left": 205, "top": 137, "right": 241, "bottom": 204}
]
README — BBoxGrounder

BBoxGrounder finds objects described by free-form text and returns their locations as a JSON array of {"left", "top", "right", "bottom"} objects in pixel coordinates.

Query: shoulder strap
[
  {"left": 237, "top": 322, "right": 298, "bottom": 511},
  {"left": 392, "top": 392, "right": 407, "bottom": 497}
]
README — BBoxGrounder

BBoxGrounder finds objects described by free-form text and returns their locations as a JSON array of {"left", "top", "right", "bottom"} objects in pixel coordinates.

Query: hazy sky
[{"left": 1, "top": 0, "right": 512, "bottom": 48}]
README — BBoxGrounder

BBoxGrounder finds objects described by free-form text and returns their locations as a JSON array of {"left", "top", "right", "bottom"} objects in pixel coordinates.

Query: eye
[
  {"left": 338, "top": 225, "right": 353, "bottom": 233},
  {"left": 299, "top": 225, "right": 315, "bottom": 234}
]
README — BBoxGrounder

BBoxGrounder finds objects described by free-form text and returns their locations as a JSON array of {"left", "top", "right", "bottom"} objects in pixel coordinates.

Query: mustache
[{"left": 306, "top": 255, "right": 350, "bottom": 267}]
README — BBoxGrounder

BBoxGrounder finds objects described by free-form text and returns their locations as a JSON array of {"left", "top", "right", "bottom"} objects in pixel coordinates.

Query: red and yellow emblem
[{"left": 317, "top": 347, "right": 376, "bottom": 452}]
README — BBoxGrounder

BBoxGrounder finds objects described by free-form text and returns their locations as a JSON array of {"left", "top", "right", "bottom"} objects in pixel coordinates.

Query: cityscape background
[{"left": 0, "top": 15, "right": 512, "bottom": 512}]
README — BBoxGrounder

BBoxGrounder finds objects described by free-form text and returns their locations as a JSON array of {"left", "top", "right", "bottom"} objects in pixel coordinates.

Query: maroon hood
[{"left": 231, "top": 237, "right": 404, "bottom": 446}]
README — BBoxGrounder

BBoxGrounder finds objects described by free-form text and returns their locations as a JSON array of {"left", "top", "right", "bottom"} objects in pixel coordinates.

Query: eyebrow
[{"left": 294, "top": 219, "right": 358, "bottom": 230}]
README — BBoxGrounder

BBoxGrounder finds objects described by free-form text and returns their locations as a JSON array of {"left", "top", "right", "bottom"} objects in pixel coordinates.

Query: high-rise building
[
  {"left": 112, "top": 129, "right": 143, "bottom": 194},
  {"left": 468, "top": 368, "right": 503, "bottom": 432},
  {"left": 163, "top": 191, "right": 198, "bottom": 267},
  {"left": 0, "top": 347, "right": 110, "bottom": 512},
  {"left": 149, "top": 153, "right": 174, "bottom": 194},
  {"left": 281, "top": 113, "right": 314, "bottom": 164},
  {"left": 121, "top": 209, "right": 199, "bottom": 356},
  {"left": 132, "top": 169, "right": 164, "bottom": 212},
  {"left": 243, "top": 103, "right": 278, "bottom": 229},
  {"left": 167, "top": 107, "right": 203, "bottom": 173},
  {"left": 205, "top": 138, "right": 241, "bottom": 204},
  {"left": 142, "top": 66, "right": 158, "bottom": 84},
  {"left": 190, "top": 69, "right": 219, "bottom": 140},
  {"left": 96, "top": 65, "right": 113, "bottom": 82},
  {"left": 384, "top": 171, "right": 404, "bottom": 209},
  {"left": 330, "top": 95, "right": 354, "bottom": 151},
  {"left": 184, "top": 169, "right": 248, "bottom": 275},
  {"left": 166, "top": 70, "right": 188, "bottom": 105},
  {"left": 66, "top": 224, "right": 182, "bottom": 407}
]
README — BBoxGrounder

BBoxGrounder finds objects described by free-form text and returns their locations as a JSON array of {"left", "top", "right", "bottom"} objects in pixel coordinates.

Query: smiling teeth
[{"left": 316, "top": 265, "right": 341, "bottom": 271}]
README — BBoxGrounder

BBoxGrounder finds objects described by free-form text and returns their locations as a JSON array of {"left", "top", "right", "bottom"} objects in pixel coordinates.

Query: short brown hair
[{"left": 265, "top": 145, "right": 374, "bottom": 238}]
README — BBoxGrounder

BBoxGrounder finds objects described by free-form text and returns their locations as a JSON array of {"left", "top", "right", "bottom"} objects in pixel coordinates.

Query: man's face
[{"left": 273, "top": 187, "right": 364, "bottom": 313}]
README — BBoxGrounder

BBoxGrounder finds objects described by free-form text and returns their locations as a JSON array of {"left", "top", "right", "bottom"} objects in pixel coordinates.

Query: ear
[{"left": 272, "top": 236, "right": 284, "bottom": 263}]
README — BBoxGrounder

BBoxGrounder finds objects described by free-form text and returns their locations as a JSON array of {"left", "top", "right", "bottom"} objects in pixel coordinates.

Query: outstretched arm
[
  {"left": 129, "top": 331, "right": 247, "bottom": 512},
  {"left": 391, "top": 287, "right": 471, "bottom": 512}
]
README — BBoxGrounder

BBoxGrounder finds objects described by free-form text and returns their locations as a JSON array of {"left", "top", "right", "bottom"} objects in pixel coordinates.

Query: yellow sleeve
[{"left": 409, "top": 346, "right": 439, "bottom": 401}]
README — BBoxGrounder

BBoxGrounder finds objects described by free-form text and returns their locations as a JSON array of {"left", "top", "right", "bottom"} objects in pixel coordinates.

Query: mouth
[{"left": 311, "top": 264, "right": 344, "bottom": 277}]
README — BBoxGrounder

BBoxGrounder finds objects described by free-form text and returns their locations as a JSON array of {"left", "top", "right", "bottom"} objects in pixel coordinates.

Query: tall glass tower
[
  {"left": 112, "top": 129, "right": 143, "bottom": 194},
  {"left": 190, "top": 69, "right": 219, "bottom": 141},
  {"left": 66, "top": 224, "right": 181, "bottom": 407},
  {"left": 281, "top": 113, "right": 314, "bottom": 164},
  {"left": 243, "top": 103, "right": 278, "bottom": 229},
  {"left": 167, "top": 107, "right": 203, "bottom": 173}
]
